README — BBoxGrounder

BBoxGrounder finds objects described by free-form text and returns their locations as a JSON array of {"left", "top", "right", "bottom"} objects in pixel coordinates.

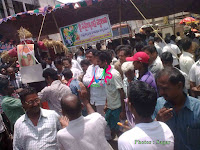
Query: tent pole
[
  {"left": 173, "top": 0, "right": 176, "bottom": 35},
  {"left": 52, "top": 12, "right": 62, "bottom": 40},
  {"left": 52, "top": 12, "right": 60, "bottom": 33},
  {"left": 37, "top": 14, "right": 46, "bottom": 43},
  {"left": 174, "top": 14, "right": 176, "bottom": 35},
  {"left": 119, "top": 0, "right": 122, "bottom": 45}
]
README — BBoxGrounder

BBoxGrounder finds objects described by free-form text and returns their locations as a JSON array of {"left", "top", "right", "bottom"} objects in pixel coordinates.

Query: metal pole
[
  {"left": 119, "top": 0, "right": 122, "bottom": 45},
  {"left": 52, "top": 12, "right": 60, "bottom": 33},
  {"left": 1, "top": 0, "right": 8, "bottom": 17},
  {"left": 174, "top": 13, "right": 176, "bottom": 35},
  {"left": 22, "top": 2, "right": 27, "bottom": 12},
  {"left": 37, "top": 14, "right": 46, "bottom": 42},
  {"left": 52, "top": 12, "right": 62, "bottom": 40}
]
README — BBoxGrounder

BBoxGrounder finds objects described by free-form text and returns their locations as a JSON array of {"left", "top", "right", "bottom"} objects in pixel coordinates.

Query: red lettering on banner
[
  {"left": 96, "top": 17, "right": 108, "bottom": 28},
  {"left": 78, "top": 17, "right": 108, "bottom": 32}
]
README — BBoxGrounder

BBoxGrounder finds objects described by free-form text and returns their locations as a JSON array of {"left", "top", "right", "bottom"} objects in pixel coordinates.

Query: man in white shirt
[
  {"left": 62, "top": 58, "right": 82, "bottom": 80},
  {"left": 13, "top": 87, "right": 61, "bottom": 150},
  {"left": 143, "top": 45, "right": 163, "bottom": 77},
  {"left": 118, "top": 81, "right": 174, "bottom": 150},
  {"left": 189, "top": 60, "right": 200, "bottom": 99},
  {"left": 83, "top": 49, "right": 106, "bottom": 117},
  {"left": 38, "top": 68, "right": 72, "bottom": 115},
  {"left": 57, "top": 93, "right": 112, "bottom": 150},
  {"left": 154, "top": 37, "right": 163, "bottom": 57},
  {"left": 163, "top": 36, "right": 181, "bottom": 67},
  {"left": 45, "top": 57, "right": 57, "bottom": 71},
  {"left": 97, "top": 50, "right": 125, "bottom": 137},
  {"left": 179, "top": 38, "right": 195, "bottom": 75},
  {"left": 66, "top": 51, "right": 83, "bottom": 71}
]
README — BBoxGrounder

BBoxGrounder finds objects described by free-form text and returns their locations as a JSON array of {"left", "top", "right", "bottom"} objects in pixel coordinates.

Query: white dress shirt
[
  {"left": 71, "top": 67, "right": 82, "bottom": 80},
  {"left": 148, "top": 56, "right": 163, "bottom": 77},
  {"left": 118, "top": 121, "right": 174, "bottom": 150},
  {"left": 157, "top": 41, "right": 165, "bottom": 50},
  {"left": 72, "top": 59, "right": 83, "bottom": 72},
  {"left": 46, "top": 61, "right": 57, "bottom": 71},
  {"left": 175, "top": 67, "right": 190, "bottom": 90},
  {"left": 154, "top": 42, "right": 163, "bottom": 57},
  {"left": 179, "top": 51, "right": 195, "bottom": 75},
  {"left": 13, "top": 108, "right": 61, "bottom": 150},
  {"left": 38, "top": 80, "right": 72, "bottom": 115},
  {"left": 83, "top": 65, "right": 106, "bottom": 106},
  {"left": 0, "top": 114, "right": 5, "bottom": 133},
  {"left": 77, "top": 56, "right": 85, "bottom": 64},
  {"left": 189, "top": 60, "right": 200, "bottom": 99},
  {"left": 57, "top": 113, "right": 112, "bottom": 150},
  {"left": 163, "top": 43, "right": 181, "bottom": 66}
]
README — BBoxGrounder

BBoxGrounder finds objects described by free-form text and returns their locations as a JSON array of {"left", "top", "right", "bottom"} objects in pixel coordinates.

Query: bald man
[
  {"left": 7, "top": 67, "right": 25, "bottom": 90},
  {"left": 57, "top": 94, "right": 113, "bottom": 150}
]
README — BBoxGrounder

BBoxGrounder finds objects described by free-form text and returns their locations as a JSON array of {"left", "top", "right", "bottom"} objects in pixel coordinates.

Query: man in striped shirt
[
  {"left": 13, "top": 87, "right": 61, "bottom": 150},
  {"left": 153, "top": 67, "right": 200, "bottom": 150}
]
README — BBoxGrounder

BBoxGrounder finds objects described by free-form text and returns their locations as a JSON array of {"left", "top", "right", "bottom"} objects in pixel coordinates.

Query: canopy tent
[{"left": 0, "top": 0, "right": 199, "bottom": 40}]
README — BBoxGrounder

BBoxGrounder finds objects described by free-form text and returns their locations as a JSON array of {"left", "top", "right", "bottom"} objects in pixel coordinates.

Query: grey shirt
[
  {"left": 148, "top": 56, "right": 163, "bottom": 77},
  {"left": 38, "top": 80, "right": 72, "bottom": 115}
]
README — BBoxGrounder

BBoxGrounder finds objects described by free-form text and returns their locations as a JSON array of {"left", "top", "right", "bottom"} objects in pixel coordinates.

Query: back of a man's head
[
  {"left": 165, "top": 36, "right": 171, "bottom": 44},
  {"left": 43, "top": 68, "right": 58, "bottom": 81},
  {"left": 161, "top": 52, "right": 173, "bottom": 67},
  {"left": 85, "top": 49, "right": 97, "bottom": 56},
  {"left": 61, "top": 94, "right": 82, "bottom": 119},
  {"left": 97, "top": 50, "right": 112, "bottom": 65},
  {"left": 181, "top": 37, "right": 192, "bottom": 51},
  {"left": 128, "top": 80, "right": 157, "bottom": 118},
  {"left": 80, "top": 59, "right": 91, "bottom": 66},
  {"left": 0, "top": 76, "right": 9, "bottom": 95},
  {"left": 176, "top": 32, "right": 180, "bottom": 36},
  {"left": 62, "top": 68, "right": 73, "bottom": 80},
  {"left": 171, "top": 35, "right": 176, "bottom": 41},
  {"left": 142, "top": 45, "right": 157, "bottom": 54}
]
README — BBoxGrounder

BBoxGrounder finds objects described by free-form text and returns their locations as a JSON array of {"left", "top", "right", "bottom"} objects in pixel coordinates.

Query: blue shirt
[
  {"left": 153, "top": 96, "right": 200, "bottom": 150},
  {"left": 69, "top": 79, "right": 81, "bottom": 96}
]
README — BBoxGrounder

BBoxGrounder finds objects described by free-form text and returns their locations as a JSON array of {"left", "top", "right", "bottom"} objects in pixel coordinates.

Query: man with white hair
[
  {"left": 121, "top": 62, "right": 135, "bottom": 127},
  {"left": 121, "top": 62, "right": 135, "bottom": 97}
]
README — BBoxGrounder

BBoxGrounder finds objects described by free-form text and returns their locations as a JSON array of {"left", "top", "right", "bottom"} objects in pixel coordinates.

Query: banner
[
  {"left": 60, "top": 14, "right": 113, "bottom": 47},
  {"left": 17, "top": 44, "right": 36, "bottom": 67}
]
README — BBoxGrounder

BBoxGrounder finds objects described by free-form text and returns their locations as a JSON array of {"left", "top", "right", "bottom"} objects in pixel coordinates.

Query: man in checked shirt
[{"left": 13, "top": 87, "right": 62, "bottom": 150}]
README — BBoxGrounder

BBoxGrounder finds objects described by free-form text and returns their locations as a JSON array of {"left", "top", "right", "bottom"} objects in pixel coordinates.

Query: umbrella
[
  {"left": 191, "top": 28, "right": 198, "bottom": 33},
  {"left": 179, "top": 17, "right": 196, "bottom": 24}
]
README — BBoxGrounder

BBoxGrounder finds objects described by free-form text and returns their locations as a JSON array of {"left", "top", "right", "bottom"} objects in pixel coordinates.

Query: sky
[{"left": 57, "top": 0, "right": 83, "bottom": 3}]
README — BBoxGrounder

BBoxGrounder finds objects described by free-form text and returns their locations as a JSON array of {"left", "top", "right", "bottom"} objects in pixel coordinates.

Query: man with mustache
[{"left": 13, "top": 87, "right": 61, "bottom": 150}]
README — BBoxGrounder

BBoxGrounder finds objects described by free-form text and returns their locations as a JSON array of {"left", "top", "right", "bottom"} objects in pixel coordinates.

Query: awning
[{"left": 0, "top": 0, "right": 199, "bottom": 40}]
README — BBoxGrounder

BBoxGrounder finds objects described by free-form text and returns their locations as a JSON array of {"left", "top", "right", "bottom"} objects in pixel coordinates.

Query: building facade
[{"left": 0, "top": 0, "right": 62, "bottom": 18}]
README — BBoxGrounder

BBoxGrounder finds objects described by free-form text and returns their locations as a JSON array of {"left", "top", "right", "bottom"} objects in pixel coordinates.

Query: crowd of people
[{"left": 0, "top": 31, "right": 200, "bottom": 150}]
